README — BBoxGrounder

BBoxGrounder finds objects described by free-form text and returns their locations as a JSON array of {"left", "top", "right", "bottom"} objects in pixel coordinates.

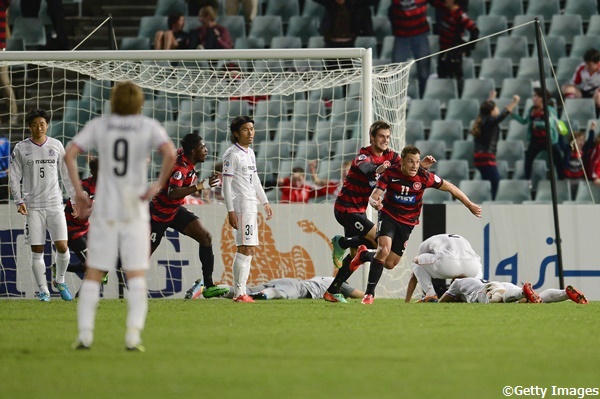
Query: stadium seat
[
  {"left": 462, "top": 57, "right": 475, "bottom": 79},
  {"left": 569, "top": 35, "right": 600, "bottom": 59},
  {"left": 63, "top": 100, "right": 97, "bottom": 125},
  {"left": 506, "top": 120, "right": 528, "bottom": 142},
  {"left": 531, "top": 35, "right": 566, "bottom": 62},
  {"left": 511, "top": 15, "right": 545, "bottom": 43},
  {"left": 422, "top": 189, "right": 452, "bottom": 204},
  {"left": 499, "top": 78, "right": 533, "bottom": 100},
  {"left": 556, "top": 57, "right": 581, "bottom": 85},
  {"left": 415, "top": 140, "right": 447, "bottom": 161},
  {"left": 259, "top": 141, "right": 292, "bottom": 162},
  {"left": 330, "top": 98, "right": 361, "bottom": 126},
  {"left": 307, "top": 35, "right": 324, "bottom": 48},
  {"left": 5, "top": 37, "right": 25, "bottom": 51},
  {"left": 154, "top": 0, "right": 187, "bottom": 16},
  {"left": 405, "top": 120, "right": 425, "bottom": 144},
  {"left": 435, "top": 160, "right": 469, "bottom": 185},
  {"left": 422, "top": 78, "right": 458, "bottom": 107},
  {"left": 479, "top": 58, "right": 513, "bottom": 88},
  {"left": 218, "top": 15, "right": 246, "bottom": 40},
  {"left": 561, "top": 99, "right": 596, "bottom": 128},
  {"left": 564, "top": 0, "right": 598, "bottom": 23},
  {"left": 513, "top": 159, "right": 547, "bottom": 191},
  {"left": 163, "top": 121, "right": 191, "bottom": 140},
  {"left": 286, "top": 16, "right": 318, "bottom": 46},
  {"left": 302, "top": 0, "right": 324, "bottom": 19},
  {"left": 573, "top": 181, "right": 600, "bottom": 203},
  {"left": 376, "top": 0, "right": 391, "bottom": 17},
  {"left": 264, "top": 0, "right": 300, "bottom": 24},
  {"left": 470, "top": 38, "right": 491, "bottom": 66},
  {"left": 270, "top": 36, "right": 302, "bottom": 49},
  {"left": 371, "top": 16, "right": 392, "bottom": 44},
  {"left": 428, "top": 120, "right": 464, "bottom": 148},
  {"left": 177, "top": 98, "right": 214, "bottom": 127},
  {"left": 215, "top": 100, "right": 251, "bottom": 125},
  {"left": 292, "top": 100, "right": 325, "bottom": 132},
  {"left": 274, "top": 120, "right": 309, "bottom": 145},
  {"left": 81, "top": 80, "right": 112, "bottom": 105},
  {"left": 184, "top": 16, "right": 201, "bottom": 32},
  {"left": 407, "top": 99, "right": 441, "bottom": 129},
  {"left": 380, "top": 35, "right": 394, "bottom": 61},
  {"left": 487, "top": 0, "right": 523, "bottom": 24},
  {"left": 255, "top": 158, "right": 275, "bottom": 183},
  {"left": 459, "top": 180, "right": 492, "bottom": 203},
  {"left": 142, "top": 98, "right": 173, "bottom": 122},
  {"left": 476, "top": 15, "right": 508, "bottom": 44},
  {"left": 295, "top": 140, "right": 328, "bottom": 160},
  {"left": 248, "top": 16, "right": 283, "bottom": 45},
  {"left": 450, "top": 140, "right": 475, "bottom": 169},
  {"left": 137, "top": 16, "right": 168, "bottom": 42},
  {"left": 467, "top": 0, "right": 486, "bottom": 20},
  {"left": 532, "top": 180, "right": 571, "bottom": 203},
  {"left": 548, "top": 15, "right": 583, "bottom": 45},
  {"left": 516, "top": 57, "right": 551, "bottom": 80},
  {"left": 234, "top": 37, "right": 265, "bottom": 49},
  {"left": 48, "top": 121, "right": 79, "bottom": 141},
  {"left": 493, "top": 179, "right": 531, "bottom": 204},
  {"left": 525, "top": 0, "right": 559, "bottom": 21},
  {"left": 355, "top": 36, "right": 379, "bottom": 58},
  {"left": 494, "top": 36, "right": 528, "bottom": 65},
  {"left": 496, "top": 140, "right": 525, "bottom": 170},
  {"left": 445, "top": 99, "right": 479, "bottom": 130},
  {"left": 253, "top": 99, "right": 287, "bottom": 133},
  {"left": 587, "top": 15, "right": 600, "bottom": 36},
  {"left": 461, "top": 78, "right": 494, "bottom": 102},
  {"left": 11, "top": 17, "right": 46, "bottom": 49},
  {"left": 317, "top": 159, "right": 343, "bottom": 181},
  {"left": 309, "top": 86, "right": 344, "bottom": 102}
]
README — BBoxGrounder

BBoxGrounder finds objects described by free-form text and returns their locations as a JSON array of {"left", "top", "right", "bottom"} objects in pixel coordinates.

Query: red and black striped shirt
[
  {"left": 389, "top": 0, "right": 430, "bottom": 38},
  {"left": 433, "top": 0, "right": 478, "bottom": 50},
  {"left": 334, "top": 146, "right": 400, "bottom": 214},
  {"left": 150, "top": 149, "right": 197, "bottom": 223},
  {"left": 376, "top": 166, "right": 443, "bottom": 226},
  {"left": 65, "top": 175, "right": 96, "bottom": 240}
]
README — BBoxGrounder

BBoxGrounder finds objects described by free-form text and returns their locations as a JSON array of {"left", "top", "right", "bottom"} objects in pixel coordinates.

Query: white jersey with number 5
[
  {"left": 222, "top": 143, "right": 259, "bottom": 212},
  {"left": 9, "top": 137, "right": 73, "bottom": 210},
  {"left": 71, "top": 114, "right": 170, "bottom": 222}
]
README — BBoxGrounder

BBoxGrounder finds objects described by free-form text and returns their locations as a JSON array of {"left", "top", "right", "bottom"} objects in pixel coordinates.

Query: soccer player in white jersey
[
  {"left": 222, "top": 116, "right": 273, "bottom": 303},
  {"left": 9, "top": 109, "right": 76, "bottom": 302},
  {"left": 404, "top": 234, "right": 483, "bottom": 303},
  {"left": 64, "top": 81, "right": 176, "bottom": 351}
]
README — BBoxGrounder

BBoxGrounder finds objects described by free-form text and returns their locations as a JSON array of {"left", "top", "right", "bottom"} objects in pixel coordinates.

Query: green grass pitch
[{"left": 1, "top": 299, "right": 598, "bottom": 399}]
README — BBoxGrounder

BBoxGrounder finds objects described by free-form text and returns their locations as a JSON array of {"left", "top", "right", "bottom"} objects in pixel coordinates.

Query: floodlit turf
[{"left": 1, "top": 299, "right": 598, "bottom": 399}]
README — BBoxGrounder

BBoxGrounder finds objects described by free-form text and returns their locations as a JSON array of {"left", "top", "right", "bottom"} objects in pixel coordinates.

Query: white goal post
[{"left": 0, "top": 48, "right": 413, "bottom": 299}]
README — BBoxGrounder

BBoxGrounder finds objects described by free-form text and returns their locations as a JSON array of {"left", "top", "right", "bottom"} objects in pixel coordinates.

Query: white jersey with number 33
[
  {"left": 71, "top": 114, "right": 170, "bottom": 222},
  {"left": 222, "top": 143, "right": 259, "bottom": 212}
]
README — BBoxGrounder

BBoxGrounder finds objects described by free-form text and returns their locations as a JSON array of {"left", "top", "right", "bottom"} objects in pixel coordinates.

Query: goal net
[{"left": 0, "top": 49, "right": 413, "bottom": 299}]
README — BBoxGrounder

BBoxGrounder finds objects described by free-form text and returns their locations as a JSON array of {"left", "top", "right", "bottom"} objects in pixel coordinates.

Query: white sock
[
  {"left": 232, "top": 253, "right": 249, "bottom": 298},
  {"left": 412, "top": 263, "right": 436, "bottom": 297},
  {"left": 241, "top": 254, "right": 253, "bottom": 295},
  {"left": 31, "top": 252, "right": 49, "bottom": 294},
  {"left": 262, "top": 287, "right": 283, "bottom": 299},
  {"left": 539, "top": 289, "right": 567, "bottom": 303},
  {"left": 503, "top": 287, "right": 525, "bottom": 303},
  {"left": 77, "top": 279, "right": 100, "bottom": 346},
  {"left": 126, "top": 277, "right": 147, "bottom": 348},
  {"left": 55, "top": 250, "right": 70, "bottom": 284}
]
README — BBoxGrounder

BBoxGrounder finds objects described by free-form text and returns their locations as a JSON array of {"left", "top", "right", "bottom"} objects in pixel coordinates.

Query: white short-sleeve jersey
[
  {"left": 71, "top": 114, "right": 170, "bottom": 222},
  {"left": 9, "top": 137, "right": 72, "bottom": 210},
  {"left": 417, "top": 234, "right": 481, "bottom": 261},
  {"left": 222, "top": 143, "right": 259, "bottom": 212},
  {"left": 445, "top": 278, "right": 489, "bottom": 303}
]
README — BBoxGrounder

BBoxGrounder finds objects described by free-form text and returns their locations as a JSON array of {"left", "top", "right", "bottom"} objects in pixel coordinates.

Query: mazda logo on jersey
[
  {"left": 393, "top": 194, "right": 416, "bottom": 203},
  {"left": 27, "top": 160, "right": 33, "bottom": 166},
  {"left": 35, "top": 159, "right": 56, "bottom": 164}
]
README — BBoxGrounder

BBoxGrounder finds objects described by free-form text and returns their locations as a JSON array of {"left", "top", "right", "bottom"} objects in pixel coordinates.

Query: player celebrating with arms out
[
  {"left": 222, "top": 116, "right": 273, "bottom": 303},
  {"left": 150, "top": 133, "right": 228, "bottom": 299},
  {"left": 352, "top": 145, "right": 481, "bottom": 304}
]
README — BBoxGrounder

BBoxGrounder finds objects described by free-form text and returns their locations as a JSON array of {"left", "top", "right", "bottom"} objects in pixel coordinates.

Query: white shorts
[
  {"left": 86, "top": 218, "right": 150, "bottom": 272},
  {"left": 25, "top": 208, "right": 68, "bottom": 245},
  {"left": 234, "top": 211, "right": 258, "bottom": 247},
  {"left": 417, "top": 253, "right": 483, "bottom": 279}
]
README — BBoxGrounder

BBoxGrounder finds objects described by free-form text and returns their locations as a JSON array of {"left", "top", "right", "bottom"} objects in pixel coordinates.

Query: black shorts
[
  {"left": 68, "top": 235, "right": 88, "bottom": 264},
  {"left": 334, "top": 208, "right": 375, "bottom": 238},
  {"left": 376, "top": 211, "right": 414, "bottom": 256},
  {"left": 150, "top": 206, "right": 199, "bottom": 250}
]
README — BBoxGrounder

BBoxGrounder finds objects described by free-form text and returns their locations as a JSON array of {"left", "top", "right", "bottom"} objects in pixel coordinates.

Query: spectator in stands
[
  {"left": 561, "top": 48, "right": 600, "bottom": 115},
  {"left": 21, "top": 0, "right": 68, "bottom": 50},
  {"left": 431, "top": 0, "right": 478, "bottom": 95},
  {"left": 0, "top": 0, "right": 18, "bottom": 125},
  {"left": 154, "top": 13, "right": 189, "bottom": 50},
  {"left": 186, "top": 0, "right": 219, "bottom": 17},
  {"left": 389, "top": 0, "right": 431, "bottom": 96},
  {"left": 590, "top": 129, "right": 600, "bottom": 187},
  {"left": 189, "top": 5, "right": 233, "bottom": 50},
  {"left": 471, "top": 91, "right": 520, "bottom": 199},
  {"left": 314, "top": 0, "right": 376, "bottom": 52},
  {"left": 512, "top": 88, "right": 564, "bottom": 183},
  {"left": 561, "top": 122, "right": 596, "bottom": 198},
  {"left": 277, "top": 166, "right": 336, "bottom": 203},
  {"left": 224, "top": 0, "right": 258, "bottom": 25}
]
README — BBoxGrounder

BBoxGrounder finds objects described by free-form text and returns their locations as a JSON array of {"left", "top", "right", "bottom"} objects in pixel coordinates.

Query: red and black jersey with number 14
[
  {"left": 376, "top": 166, "right": 443, "bottom": 226},
  {"left": 334, "top": 146, "right": 400, "bottom": 214},
  {"left": 65, "top": 175, "right": 96, "bottom": 240},
  {"left": 150, "top": 148, "right": 197, "bottom": 223}
]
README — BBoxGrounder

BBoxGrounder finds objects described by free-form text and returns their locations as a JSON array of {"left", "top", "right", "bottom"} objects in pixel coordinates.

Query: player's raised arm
[
  {"left": 438, "top": 180, "right": 482, "bottom": 218},
  {"left": 64, "top": 143, "right": 91, "bottom": 219}
]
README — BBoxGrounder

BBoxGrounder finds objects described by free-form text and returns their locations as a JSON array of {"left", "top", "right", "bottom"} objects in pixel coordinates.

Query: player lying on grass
[
  {"left": 405, "top": 233, "right": 483, "bottom": 303},
  {"left": 190, "top": 276, "right": 364, "bottom": 301},
  {"left": 439, "top": 277, "right": 588, "bottom": 304}
]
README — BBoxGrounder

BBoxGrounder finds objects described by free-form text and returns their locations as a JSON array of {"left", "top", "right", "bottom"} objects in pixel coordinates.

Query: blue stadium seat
[
  {"left": 569, "top": 35, "right": 600, "bottom": 59},
  {"left": 407, "top": 99, "right": 441, "bottom": 130},
  {"left": 445, "top": 99, "right": 479, "bottom": 130},
  {"left": 248, "top": 16, "right": 283, "bottom": 45},
  {"left": 270, "top": 36, "right": 302, "bottom": 49},
  {"left": 532, "top": 180, "right": 571, "bottom": 203},
  {"left": 154, "top": 0, "right": 187, "bottom": 16},
  {"left": 405, "top": 120, "right": 425, "bottom": 145},
  {"left": 525, "top": 0, "right": 559, "bottom": 21},
  {"left": 461, "top": 78, "right": 494, "bottom": 102},
  {"left": 574, "top": 181, "right": 600, "bottom": 203},
  {"left": 422, "top": 189, "right": 452, "bottom": 204},
  {"left": 415, "top": 140, "right": 447, "bottom": 161},
  {"left": 513, "top": 159, "right": 547, "bottom": 191},
  {"left": 234, "top": 37, "right": 265, "bottom": 49},
  {"left": 11, "top": 17, "right": 46, "bottom": 49},
  {"left": 487, "top": 0, "right": 523, "bottom": 24},
  {"left": 499, "top": 78, "right": 533, "bottom": 100},
  {"left": 459, "top": 180, "right": 492, "bottom": 203},
  {"left": 548, "top": 14, "right": 583, "bottom": 45},
  {"left": 422, "top": 78, "right": 458, "bottom": 107},
  {"left": 450, "top": 140, "right": 475, "bottom": 170},
  {"left": 479, "top": 58, "right": 513, "bottom": 88},
  {"left": 476, "top": 15, "right": 508, "bottom": 44},
  {"left": 494, "top": 36, "right": 528, "bottom": 64},
  {"left": 218, "top": 15, "right": 246, "bottom": 40},
  {"left": 496, "top": 140, "right": 525, "bottom": 171},
  {"left": 264, "top": 0, "right": 300, "bottom": 24},
  {"left": 493, "top": 179, "right": 531, "bottom": 204},
  {"left": 428, "top": 120, "right": 464, "bottom": 148},
  {"left": 435, "top": 160, "right": 469, "bottom": 185},
  {"left": 564, "top": 0, "right": 598, "bottom": 23},
  {"left": 286, "top": 16, "right": 318, "bottom": 46}
]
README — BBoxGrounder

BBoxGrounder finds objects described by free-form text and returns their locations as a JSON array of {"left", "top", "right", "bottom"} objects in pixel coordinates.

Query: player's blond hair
[{"left": 111, "top": 81, "right": 144, "bottom": 115}]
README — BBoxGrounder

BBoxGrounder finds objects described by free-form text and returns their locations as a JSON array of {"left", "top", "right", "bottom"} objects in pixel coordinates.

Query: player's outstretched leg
[
  {"left": 522, "top": 282, "right": 542, "bottom": 303},
  {"left": 331, "top": 235, "right": 346, "bottom": 269}
]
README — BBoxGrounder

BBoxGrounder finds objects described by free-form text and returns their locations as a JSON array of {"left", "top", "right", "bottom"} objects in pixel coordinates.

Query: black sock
[
  {"left": 327, "top": 255, "right": 353, "bottom": 294},
  {"left": 359, "top": 237, "right": 377, "bottom": 250},
  {"left": 360, "top": 250, "right": 374, "bottom": 264},
  {"left": 365, "top": 258, "right": 384, "bottom": 296},
  {"left": 199, "top": 245, "right": 214, "bottom": 287},
  {"left": 339, "top": 236, "right": 362, "bottom": 249}
]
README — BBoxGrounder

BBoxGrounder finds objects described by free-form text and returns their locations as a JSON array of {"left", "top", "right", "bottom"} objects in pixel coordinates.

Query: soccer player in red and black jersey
[
  {"left": 353, "top": 145, "right": 481, "bottom": 304},
  {"left": 324, "top": 121, "right": 435, "bottom": 303},
  {"left": 149, "top": 133, "right": 228, "bottom": 299}
]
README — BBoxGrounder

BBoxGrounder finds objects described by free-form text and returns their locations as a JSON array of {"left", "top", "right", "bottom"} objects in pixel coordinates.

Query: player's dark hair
[
  {"left": 533, "top": 87, "right": 554, "bottom": 107},
  {"left": 88, "top": 157, "right": 98, "bottom": 176},
  {"left": 401, "top": 145, "right": 420, "bottom": 158},
  {"left": 167, "top": 13, "right": 183, "bottom": 29},
  {"left": 292, "top": 166, "right": 305, "bottom": 174},
  {"left": 25, "top": 109, "right": 50, "bottom": 125},
  {"left": 229, "top": 115, "right": 254, "bottom": 143},
  {"left": 180, "top": 133, "right": 204, "bottom": 155},
  {"left": 471, "top": 100, "right": 495, "bottom": 138},
  {"left": 583, "top": 48, "right": 600, "bottom": 63},
  {"left": 369, "top": 120, "right": 391, "bottom": 137}
]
